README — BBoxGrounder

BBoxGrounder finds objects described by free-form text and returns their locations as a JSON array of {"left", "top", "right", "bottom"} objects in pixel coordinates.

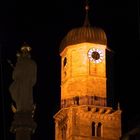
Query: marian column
[{"left": 9, "top": 43, "right": 37, "bottom": 140}]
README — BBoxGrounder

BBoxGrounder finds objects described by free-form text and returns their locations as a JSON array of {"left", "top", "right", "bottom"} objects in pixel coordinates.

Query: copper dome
[{"left": 60, "top": 26, "right": 107, "bottom": 53}]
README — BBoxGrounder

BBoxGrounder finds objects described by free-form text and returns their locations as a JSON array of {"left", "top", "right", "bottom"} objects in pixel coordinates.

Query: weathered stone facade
[
  {"left": 54, "top": 13, "right": 122, "bottom": 140},
  {"left": 54, "top": 105, "right": 121, "bottom": 140}
]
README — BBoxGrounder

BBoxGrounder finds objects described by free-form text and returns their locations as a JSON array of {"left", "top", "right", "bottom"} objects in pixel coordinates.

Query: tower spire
[{"left": 83, "top": 0, "right": 90, "bottom": 27}]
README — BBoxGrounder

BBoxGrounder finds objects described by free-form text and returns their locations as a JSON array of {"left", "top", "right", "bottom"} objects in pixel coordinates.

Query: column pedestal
[{"left": 10, "top": 111, "right": 37, "bottom": 140}]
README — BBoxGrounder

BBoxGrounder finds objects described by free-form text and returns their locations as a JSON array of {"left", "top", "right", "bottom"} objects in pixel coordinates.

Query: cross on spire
[{"left": 83, "top": 0, "right": 90, "bottom": 26}]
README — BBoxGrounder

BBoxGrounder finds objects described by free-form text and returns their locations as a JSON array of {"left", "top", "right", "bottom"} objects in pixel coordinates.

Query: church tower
[{"left": 54, "top": 3, "right": 122, "bottom": 140}]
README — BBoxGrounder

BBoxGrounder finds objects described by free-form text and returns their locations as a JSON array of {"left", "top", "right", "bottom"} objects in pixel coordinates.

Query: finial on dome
[
  {"left": 85, "top": 0, "right": 89, "bottom": 11},
  {"left": 83, "top": 0, "right": 90, "bottom": 27}
]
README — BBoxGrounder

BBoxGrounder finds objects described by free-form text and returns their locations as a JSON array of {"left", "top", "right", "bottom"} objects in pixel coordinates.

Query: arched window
[
  {"left": 61, "top": 125, "right": 67, "bottom": 140},
  {"left": 63, "top": 57, "right": 67, "bottom": 67},
  {"left": 73, "top": 96, "right": 79, "bottom": 105},
  {"left": 97, "top": 122, "right": 102, "bottom": 137},
  {"left": 92, "top": 122, "right": 95, "bottom": 136}
]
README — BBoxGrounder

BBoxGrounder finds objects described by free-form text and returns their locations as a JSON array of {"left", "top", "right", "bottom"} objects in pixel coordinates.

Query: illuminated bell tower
[{"left": 54, "top": 4, "right": 121, "bottom": 140}]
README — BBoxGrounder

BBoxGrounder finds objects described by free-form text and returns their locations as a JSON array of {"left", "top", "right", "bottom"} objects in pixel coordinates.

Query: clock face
[{"left": 88, "top": 48, "right": 104, "bottom": 63}]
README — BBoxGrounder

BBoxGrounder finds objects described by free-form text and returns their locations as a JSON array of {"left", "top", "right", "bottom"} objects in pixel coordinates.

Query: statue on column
[{"left": 9, "top": 44, "right": 37, "bottom": 112}]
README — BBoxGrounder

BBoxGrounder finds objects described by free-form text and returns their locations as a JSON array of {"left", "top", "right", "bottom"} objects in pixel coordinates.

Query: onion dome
[{"left": 59, "top": 4, "right": 107, "bottom": 53}]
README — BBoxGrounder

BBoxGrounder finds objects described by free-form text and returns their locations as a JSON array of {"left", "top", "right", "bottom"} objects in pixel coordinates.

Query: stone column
[
  {"left": 9, "top": 45, "right": 37, "bottom": 140},
  {"left": 95, "top": 123, "right": 98, "bottom": 137},
  {"left": 10, "top": 111, "right": 37, "bottom": 140}
]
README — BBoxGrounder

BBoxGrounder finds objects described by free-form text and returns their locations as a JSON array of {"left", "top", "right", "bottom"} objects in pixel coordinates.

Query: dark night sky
[{"left": 0, "top": 0, "right": 140, "bottom": 140}]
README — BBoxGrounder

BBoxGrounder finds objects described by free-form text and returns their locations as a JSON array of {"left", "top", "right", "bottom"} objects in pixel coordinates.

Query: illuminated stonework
[
  {"left": 54, "top": 8, "right": 122, "bottom": 139},
  {"left": 54, "top": 106, "right": 121, "bottom": 140},
  {"left": 54, "top": 41, "right": 122, "bottom": 140},
  {"left": 60, "top": 43, "right": 106, "bottom": 106}
]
